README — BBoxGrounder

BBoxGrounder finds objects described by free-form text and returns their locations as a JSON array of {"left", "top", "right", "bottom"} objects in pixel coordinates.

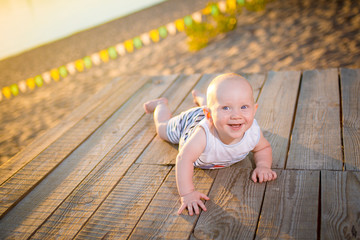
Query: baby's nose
[{"left": 231, "top": 109, "right": 243, "bottom": 118}]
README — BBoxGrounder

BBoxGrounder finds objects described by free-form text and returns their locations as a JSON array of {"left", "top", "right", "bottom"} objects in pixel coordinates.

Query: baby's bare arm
[
  {"left": 176, "top": 127, "right": 208, "bottom": 215},
  {"left": 251, "top": 131, "right": 277, "bottom": 183}
]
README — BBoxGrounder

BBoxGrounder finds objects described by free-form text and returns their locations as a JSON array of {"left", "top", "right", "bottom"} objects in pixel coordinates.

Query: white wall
[{"left": 0, "top": 0, "right": 165, "bottom": 60}]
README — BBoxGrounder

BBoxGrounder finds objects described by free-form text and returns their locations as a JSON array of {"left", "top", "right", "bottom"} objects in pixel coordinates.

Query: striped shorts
[{"left": 166, "top": 107, "right": 205, "bottom": 149}]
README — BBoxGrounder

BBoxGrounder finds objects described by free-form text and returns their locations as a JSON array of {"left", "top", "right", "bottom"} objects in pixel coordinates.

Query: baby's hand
[
  {"left": 177, "top": 191, "right": 210, "bottom": 216},
  {"left": 251, "top": 166, "right": 277, "bottom": 183}
]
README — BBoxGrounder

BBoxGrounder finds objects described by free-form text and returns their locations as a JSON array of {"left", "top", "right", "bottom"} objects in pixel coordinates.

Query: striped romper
[{"left": 166, "top": 107, "right": 205, "bottom": 150}]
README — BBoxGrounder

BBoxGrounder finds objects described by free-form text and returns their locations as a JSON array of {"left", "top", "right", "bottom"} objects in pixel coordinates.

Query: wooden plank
[
  {"left": 128, "top": 168, "right": 217, "bottom": 239},
  {"left": 287, "top": 69, "right": 343, "bottom": 170},
  {"left": 191, "top": 166, "right": 265, "bottom": 239},
  {"left": 0, "top": 76, "right": 130, "bottom": 185},
  {"left": 255, "top": 71, "right": 301, "bottom": 168},
  {"left": 28, "top": 115, "right": 159, "bottom": 239},
  {"left": 44, "top": 164, "right": 171, "bottom": 240},
  {"left": 340, "top": 68, "right": 360, "bottom": 170},
  {"left": 321, "top": 171, "right": 360, "bottom": 239},
  {"left": 256, "top": 170, "right": 319, "bottom": 239},
  {"left": 0, "top": 75, "right": 178, "bottom": 238},
  {"left": 0, "top": 75, "right": 150, "bottom": 219},
  {"left": 241, "top": 72, "right": 267, "bottom": 103},
  {"left": 28, "top": 74, "right": 202, "bottom": 239},
  {"left": 137, "top": 73, "right": 266, "bottom": 166}
]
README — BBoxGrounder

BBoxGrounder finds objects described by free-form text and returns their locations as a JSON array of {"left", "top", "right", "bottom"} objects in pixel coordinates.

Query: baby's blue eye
[
  {"left": 241, "top": 105, "right": 248, "bottom": 109},
  {"left": 222, "top": 106, "right": 230, "bottom": 110}
]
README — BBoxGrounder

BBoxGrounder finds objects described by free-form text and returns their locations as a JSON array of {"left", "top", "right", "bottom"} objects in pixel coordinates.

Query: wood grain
[
  {"left": 68, "top": 164, "right": 171, "bottom": 240},
  {"left": 340, "top": 68, "right": 360, "bottom": 170},
  {"left": 255, "top": 71, "right": 301, "bottom": 168},
  {"left": 28, "top": 115, "right": 159, "bottom": 239},
  {"left": 128, "top": 168, "right": 217, "bottom": 239},
  {"left": 287, "top": 69, "right": 342, "bottom": 170},
  {"left": 192, "top": 166, "right": 265, "bottom": 240},
  {"left": 321, "top": 171, "right": 360, "bottom": 240},
  {"left": 0, "top": 75, "right": 178, "bottom": 238},
  {"left": 0, "top": 75, "right": 150, "bottom": 219},
  {"left": 28, "top": 74, "right": 202, "bottom": 239},
  {"left": 0, "top": 76, "right": 131, "bottom": 185},
  {"left": 256, "top": 170, "right": 319, "bottom": 239},
  {"left": 75, "top": 165, "right": 171, "bottom": 239}
]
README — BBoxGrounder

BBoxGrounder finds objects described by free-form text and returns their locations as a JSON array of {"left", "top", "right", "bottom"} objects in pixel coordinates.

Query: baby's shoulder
[{"left": 246, "top": 119, "right": 261, "bottom": 147}]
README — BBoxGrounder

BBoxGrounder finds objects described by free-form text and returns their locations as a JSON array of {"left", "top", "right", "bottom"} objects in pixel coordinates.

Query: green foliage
[
  {"left": 184, "top": 0, "right": 269, "bottom": 51},
  {"left": 186, "top": 21, "right": 215, "bottom": 51},
  {"left": 245, "top": 0, "right": 267, "bottom": 12}
]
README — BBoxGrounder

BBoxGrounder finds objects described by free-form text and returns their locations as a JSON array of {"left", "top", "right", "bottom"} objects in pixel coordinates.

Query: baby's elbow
[
  {"left": 176, "top": 152, "right": 188, "bottom": 164},
  {"left": 176, "top": 151, "right": 196, "bottom": 165},
  {"left": 176, "top": 154, "right": 183, "bottom": 164}
]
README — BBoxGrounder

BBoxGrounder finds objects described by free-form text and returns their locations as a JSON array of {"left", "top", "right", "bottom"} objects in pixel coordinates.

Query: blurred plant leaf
[{"left": 184, "top": 0, "right": 270, "bottom": 51}]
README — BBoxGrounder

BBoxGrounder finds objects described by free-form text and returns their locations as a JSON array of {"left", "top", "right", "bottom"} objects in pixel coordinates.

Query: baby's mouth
[{"left": 228, "top": 123, "right": 243, "bottom": 129}]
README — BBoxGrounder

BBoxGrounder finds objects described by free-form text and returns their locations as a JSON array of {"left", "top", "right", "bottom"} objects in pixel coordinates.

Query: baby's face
[{"left": 207, "top": 77, "right": 257, "bottom": 145}]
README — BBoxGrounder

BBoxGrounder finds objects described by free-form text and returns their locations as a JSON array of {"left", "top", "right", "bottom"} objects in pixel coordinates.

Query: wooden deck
[{"left": 0, "top": 68, "right": 359, "bottom": 239}]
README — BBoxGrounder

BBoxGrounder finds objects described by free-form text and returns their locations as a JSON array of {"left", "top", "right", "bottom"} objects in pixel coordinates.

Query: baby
[{"left": 143, "top": 73, "right": 277, "bottom": 216}]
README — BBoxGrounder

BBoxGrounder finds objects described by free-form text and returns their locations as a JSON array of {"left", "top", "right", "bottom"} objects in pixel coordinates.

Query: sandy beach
[{"left": 0, "top": 0, "right": 359, "bottom": 165}]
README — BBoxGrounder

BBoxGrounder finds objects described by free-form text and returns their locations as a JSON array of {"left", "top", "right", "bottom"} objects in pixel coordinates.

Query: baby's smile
[{"left": 228, "top": 123, "right": 244, "bottom": 130}]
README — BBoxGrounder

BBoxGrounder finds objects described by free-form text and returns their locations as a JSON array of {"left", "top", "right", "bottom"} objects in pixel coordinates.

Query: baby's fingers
[
  {"left": 272, "top": 171, "right": 277, "bottom": 180},
  {"left": 192, "top": 203, "right": 200, "bottom": 215},
  {"left": 197, "top": 200, "right": 207, "bottom": 212},
  {"left": 199, "top": 193, "right": 210, "bottom": 201},
  {"left": 268, "top": 171, "right": 277, "bottom": 181},
  {"left": 177, "top": 203, "right": 187, "bottom": 215},
  {"left": 187, "top": 203, "right": 194, "bottom": 216},
  {"left": 251, "top": 171, "right": 258, "bottom": 183},
  {"left": 258, "top": 173, "right": 264, "bottom": 183}
]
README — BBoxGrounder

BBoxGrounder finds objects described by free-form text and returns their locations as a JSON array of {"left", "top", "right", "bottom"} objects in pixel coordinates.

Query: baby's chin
[{"left": 223, "top": 129, "right": 246, "bottom": 144}]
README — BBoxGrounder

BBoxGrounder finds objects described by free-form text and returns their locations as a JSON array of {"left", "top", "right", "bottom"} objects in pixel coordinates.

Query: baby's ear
[{"left": 203, "top": 107, "right": 212, "bottom": 120}]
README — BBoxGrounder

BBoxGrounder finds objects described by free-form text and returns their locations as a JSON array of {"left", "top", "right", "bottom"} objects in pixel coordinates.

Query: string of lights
[{"left": 0, "top": 0, "right": 261, "bottom": 101}]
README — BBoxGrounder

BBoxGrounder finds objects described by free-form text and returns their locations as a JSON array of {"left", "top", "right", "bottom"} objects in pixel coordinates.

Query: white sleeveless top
[{"left": 193, "top": 119, "right": 261, "bottom": 169}]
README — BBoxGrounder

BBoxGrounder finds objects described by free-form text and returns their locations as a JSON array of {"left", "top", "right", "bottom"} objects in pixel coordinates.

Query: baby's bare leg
[
  {"left": 192, "top": 90, "right": 207, "bottom": 107},
  {"left": 143, "top": 98, "right": 170, "bottom": 141}
]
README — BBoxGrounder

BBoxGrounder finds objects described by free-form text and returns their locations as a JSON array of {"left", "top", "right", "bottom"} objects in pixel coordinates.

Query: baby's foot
[
  {"left": 143, "top": 98, "right": 168, "bottom": 114},
  {"left": 192, "top": 90, "right": 207, "bottom": 107}
]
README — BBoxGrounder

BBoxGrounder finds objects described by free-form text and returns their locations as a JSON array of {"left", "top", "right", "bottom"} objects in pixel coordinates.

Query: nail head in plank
[{"left": 287, "top": 69, "right": 342, "bottom": 170}]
